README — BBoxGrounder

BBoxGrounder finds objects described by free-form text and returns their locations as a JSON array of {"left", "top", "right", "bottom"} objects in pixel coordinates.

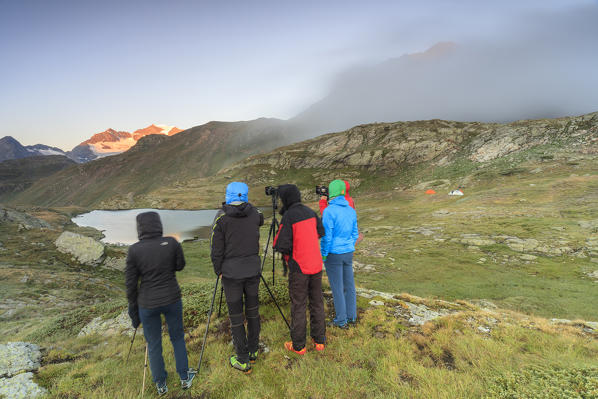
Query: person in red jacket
[
  {"left": 273, "top": 184, "right": 327, "bottom": 354},
  {"left": 319, "top": 180, "right": 354, "bottom": 214},
  {"left": 320, "top": 180, "right": 363, "bottom": 245}
]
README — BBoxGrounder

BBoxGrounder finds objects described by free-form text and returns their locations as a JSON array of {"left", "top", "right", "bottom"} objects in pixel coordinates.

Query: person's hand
[
  {"left": 356, "top": 232, "right": 365, "bottom": 245},
  {"left": 128, "top": 304, "right": 140, "bottom": 329}
]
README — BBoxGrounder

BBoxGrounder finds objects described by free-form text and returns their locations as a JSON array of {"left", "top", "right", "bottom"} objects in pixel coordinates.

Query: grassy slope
[
  {"left": 2, "top": 114, "right": 598, "bottom": 397},
  {"left": 0, "top": 155, "right": 75, "bottom": 201},
  {"left": 10, "top": 118, "right": 288, "bottom": 208}
]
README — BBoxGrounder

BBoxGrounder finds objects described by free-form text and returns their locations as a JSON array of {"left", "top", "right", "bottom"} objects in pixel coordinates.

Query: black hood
[
  {"left": 222, "top": 202, "right": 254, "bottom": 218},
  {"left": 278, "top": 184, "right": 301, "bottom": 215},
  {"left": 137, "top": 211, "right": 163, "bottom": 240}
]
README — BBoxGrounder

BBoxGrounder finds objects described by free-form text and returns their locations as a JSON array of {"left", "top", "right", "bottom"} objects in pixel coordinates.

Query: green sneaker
[
  {"left": 229, "top": 355, "right": 252, "bottom": 374},
  {"left": 249, "top": 351, "right": 258, "bottom": 364}
]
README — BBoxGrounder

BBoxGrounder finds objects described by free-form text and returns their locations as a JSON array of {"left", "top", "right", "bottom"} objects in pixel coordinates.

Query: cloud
[{"left": 291, "top": 4, "right": 598, "bottom": 136}]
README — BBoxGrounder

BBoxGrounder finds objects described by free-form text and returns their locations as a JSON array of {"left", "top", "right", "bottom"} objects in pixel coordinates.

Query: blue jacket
[{"left": 320, "top": 196, "right": 358, "bottom": 256}]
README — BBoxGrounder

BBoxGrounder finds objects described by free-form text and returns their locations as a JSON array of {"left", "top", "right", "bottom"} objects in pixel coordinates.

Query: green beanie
[{"left": 328, "top": 179, "right": 346, "bottom": 198}]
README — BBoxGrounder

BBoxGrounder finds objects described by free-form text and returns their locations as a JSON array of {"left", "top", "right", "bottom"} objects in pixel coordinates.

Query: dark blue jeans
[
  {"left": 139, "top": 299, "right": 189, "bottom": 385},
  {"left": 324, "top": 252, "right": 357, "bottom": 326}
]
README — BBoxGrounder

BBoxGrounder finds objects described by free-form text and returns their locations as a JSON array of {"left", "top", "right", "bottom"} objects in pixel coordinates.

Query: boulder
[
  {"left": 505, "top": 237, "right": 539, "bottom": 252},
  {"left": 0, "top": 342, "right": 42, "bottom": 378},
  {"left": 55, "top": 231, "right": 104, "bottom": 266},
  {"left": 0, "top": 372, "right": 47, "bottom": 399},
  {"left": 396, "top": 302, "right": 453, "bottom": 326},
  {"left": 102, "top": 257, "right": 126, "bottom": 272},
  {"left": 460, "top": 237, "right": 496, "bottom": 246},
  {"left": 78, "top": 310, "right": 138, "bottom": 337},
  {"left": 0, "top": 207, "right": 51, "bottom": 229}
]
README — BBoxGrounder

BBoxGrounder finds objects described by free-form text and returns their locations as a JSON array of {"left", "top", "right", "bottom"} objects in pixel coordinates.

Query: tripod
[
  {"left": 217, "top": 192, "right": 289, "bottom": 326},
  {"left": 201, "top": 194, "right": 291, "bottom": 376}
]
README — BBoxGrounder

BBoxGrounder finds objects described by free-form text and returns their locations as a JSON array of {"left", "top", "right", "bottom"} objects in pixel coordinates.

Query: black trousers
[
  {"left": 222, "top": 275, "right": 260, "bottom": 363},
  {"left": 288, "top": 270, "right": 326, "bottom": 350}
]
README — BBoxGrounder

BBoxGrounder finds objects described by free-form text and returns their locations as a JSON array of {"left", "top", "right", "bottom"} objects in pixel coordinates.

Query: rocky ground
[
  {"left": 0, "top": 342, "right": 46, "bottom": 398},
  {"left": 1, "top": 111, "right": 598, "bottom": 397}
]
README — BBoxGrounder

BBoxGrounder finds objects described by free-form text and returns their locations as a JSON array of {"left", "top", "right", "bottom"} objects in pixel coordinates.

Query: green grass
[{"left": 3, "top": 127, "right": 598, "bottom": 397}]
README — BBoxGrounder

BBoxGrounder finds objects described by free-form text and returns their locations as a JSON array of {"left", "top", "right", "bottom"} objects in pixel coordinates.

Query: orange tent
[{"left": 425, "top": 189, "right": 436, "bottom": 195}]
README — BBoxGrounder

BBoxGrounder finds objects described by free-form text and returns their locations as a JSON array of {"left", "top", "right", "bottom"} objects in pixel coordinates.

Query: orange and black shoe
[
  {"left": 312, "top": 339, "right": 325, "bottom": 352},
  {"left": 284, "top": 341, "right": 306, "bottom": 355},
  {"left": 249, "top": 351, "right": 258, "bottom": 364}
]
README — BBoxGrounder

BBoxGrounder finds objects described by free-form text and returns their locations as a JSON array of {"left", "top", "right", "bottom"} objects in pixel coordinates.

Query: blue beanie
[{"left": 225, "top": 182, "right": 249, "bottom": 204}]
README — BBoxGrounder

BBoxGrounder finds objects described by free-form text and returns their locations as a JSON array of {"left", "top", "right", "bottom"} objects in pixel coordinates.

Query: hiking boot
[
  {"left": 181, "top": 368, "right": 197, "bottom": 390},
  {"left": 347, "top": 319, "right": 358, "bottom": 328},
  {"left": 284, "top": 341, "right": 306, "bottom": 355},
  {"left": 249, "top": 351, "right": 258, "bottom": 364},
  {"left": 156, "top": 382, "right": 168, "bottom": 396},
  {"left": 327, "top": 321, "right": 349, "bottom": 330},
  {"left": 312, "top": 338, "right": 325, "bottom": 352},
  {"left": 229, "top": 355, "right": 252, "bottom": 374}
]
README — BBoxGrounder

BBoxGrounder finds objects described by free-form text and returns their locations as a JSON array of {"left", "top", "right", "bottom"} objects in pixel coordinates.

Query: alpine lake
[{"left": 71, "top": 209, "right": 220, "bottom": 245}]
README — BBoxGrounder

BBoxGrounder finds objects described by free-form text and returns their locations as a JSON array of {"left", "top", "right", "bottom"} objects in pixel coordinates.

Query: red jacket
[
  {"left": 319, "top": 180, "right": 355, "bottom": 214},
  {"left": 274, "top": 185, "right": 325, "bottom": 275}
]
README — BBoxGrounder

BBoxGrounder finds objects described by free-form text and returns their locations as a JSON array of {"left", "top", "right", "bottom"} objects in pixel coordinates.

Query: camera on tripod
[
  {"left": 315, "top": 185, "right": 328, "bottom": 197},
  {"left": 265, "top": 186, "right": 278, "bottom": 196}
]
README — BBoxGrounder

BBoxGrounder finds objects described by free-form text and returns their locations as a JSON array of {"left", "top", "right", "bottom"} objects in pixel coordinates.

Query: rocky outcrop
[
  {"left": 0, "top": 207, "right": 51, "bottom": 229},
  {"left": 223, "top": 112, "right": 598, "bottom": 176},
  {"left": 0, "top": 342, "right": 42, "bottom": 378},
  {"left": 55, "top": 231, "right": 105, "bottom": 266},
  {"left": 0, "top": 342, "right": 46, "bottom": 399},
  {"left": 356, "top": 288, "right": 460, "bottom": 326},
  {"left": 0, "top": 372, "right": 46, "bottom": 399},
  {"left": 78, "top": 310, "right": 137, "bottom": 337},
  {"left": 102, "top": 257, "right": 126, "bottom": 272}
]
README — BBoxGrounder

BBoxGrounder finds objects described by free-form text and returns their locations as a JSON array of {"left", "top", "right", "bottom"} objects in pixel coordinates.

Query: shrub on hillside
[{"left": 487, "top": 366, "right": 598, "bottom": 398}]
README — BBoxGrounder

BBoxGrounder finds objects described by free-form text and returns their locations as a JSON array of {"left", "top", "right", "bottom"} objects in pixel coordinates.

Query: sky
[{"left": 1, "top": 0, "right": 597, "bottom": 150}]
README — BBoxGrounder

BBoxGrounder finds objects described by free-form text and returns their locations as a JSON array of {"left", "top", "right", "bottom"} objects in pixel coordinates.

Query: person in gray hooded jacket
[{"left": 125, "top": 211, "right": 196, "bottom": 396}]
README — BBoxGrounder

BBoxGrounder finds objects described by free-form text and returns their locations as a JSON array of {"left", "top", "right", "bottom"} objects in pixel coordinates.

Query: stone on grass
[
  {"left": 369, "top": 300, "right": 385, "bottom": 306},
  {"left": 0, "top": 342, "right": 42, "bottom": 378},
  {"left": 55, "top": 231, "right": 105, "bottom": 266},
  {"left": 102, "top": 257, "right": 126, "bottom": 272},
  {"left": 396, "top": 302, "right": 452, "bottom": 326},
  {"left": 78, "top": 310, "right": 138, "bottom": 337},
  {"left": 0, "top": 372, "right": 46, "bottom": 399}
]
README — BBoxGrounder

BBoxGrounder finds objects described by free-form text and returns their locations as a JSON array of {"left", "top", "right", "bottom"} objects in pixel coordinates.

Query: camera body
[
  {"left": 265, "top": 186, "right": 278, "bottom": 196},
  {"left": 315, "top": 185, "right": 328, "bottom": 197}
]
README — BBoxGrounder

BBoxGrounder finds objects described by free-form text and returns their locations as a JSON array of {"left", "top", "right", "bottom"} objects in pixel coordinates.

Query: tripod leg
[
  {"left": 217, "top": 285, "right": 224, "bottom": 318},
  {"left": 141, "top": 343, "right": 148, "bottom": 398},
  {"left": 125, "top": 327, "right": 137, "bottom": 363},
  {"left": 197, "top": 275, "right": 220, "bottom": 374},
  {"left": 261, "top": 219, "right": 276, "bottom": 273},
  {"left": 260, "top": 274, "right": 290, "bottom": 330}
]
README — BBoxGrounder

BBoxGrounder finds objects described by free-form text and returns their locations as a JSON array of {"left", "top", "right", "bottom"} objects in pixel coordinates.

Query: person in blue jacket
[{"left": 320, "top": 179, "right": 359, "bottom": 328}]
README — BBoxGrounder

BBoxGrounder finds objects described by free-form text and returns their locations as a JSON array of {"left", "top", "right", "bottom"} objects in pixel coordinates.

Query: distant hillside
[
  {"left": 12, "top": 118, "right": 289, "bottom": 207},
  {"left": 0, "top": 155, "right": 75, "bottom": 201},
  {"left": 128, "top": 111, "right": 598, "bottom": 209},
  {"left": 0, "top": 136, "right": 66, "bottom": 162}
]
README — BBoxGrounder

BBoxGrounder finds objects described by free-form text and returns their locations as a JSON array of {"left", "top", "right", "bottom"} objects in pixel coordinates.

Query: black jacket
[
  {"left": 211, "top": 202, "right": 264, "bottom": 279},
  {"left": 273, "top": 184, "right": 325, "bottom": 275},
  {"left": 125, "top": 212, "right": 185, "bottom": 309}
]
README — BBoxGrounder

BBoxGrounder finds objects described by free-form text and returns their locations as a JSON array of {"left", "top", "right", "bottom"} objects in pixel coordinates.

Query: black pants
[
  {"left": 288, "top": 270, "right": 326, "bottom": 350},
  {"left": 222, "top": 275, "right": 260, "bottom": 363}
]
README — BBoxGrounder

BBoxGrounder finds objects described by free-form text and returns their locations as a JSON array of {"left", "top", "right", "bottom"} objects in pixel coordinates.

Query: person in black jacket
[
  {"left": 273, "top": 184, "right": 327, "bottom": 354},
  {"left": 211, "top": 182, "right": 264, "bottom": 374},
  {"left": 125, "top": 211, "right": 196, "bottom": 396}
]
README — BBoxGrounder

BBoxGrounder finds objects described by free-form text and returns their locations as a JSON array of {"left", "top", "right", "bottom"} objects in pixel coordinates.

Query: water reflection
[{"left": 72, "top": 209, "right": 219, "bottom": 245}]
